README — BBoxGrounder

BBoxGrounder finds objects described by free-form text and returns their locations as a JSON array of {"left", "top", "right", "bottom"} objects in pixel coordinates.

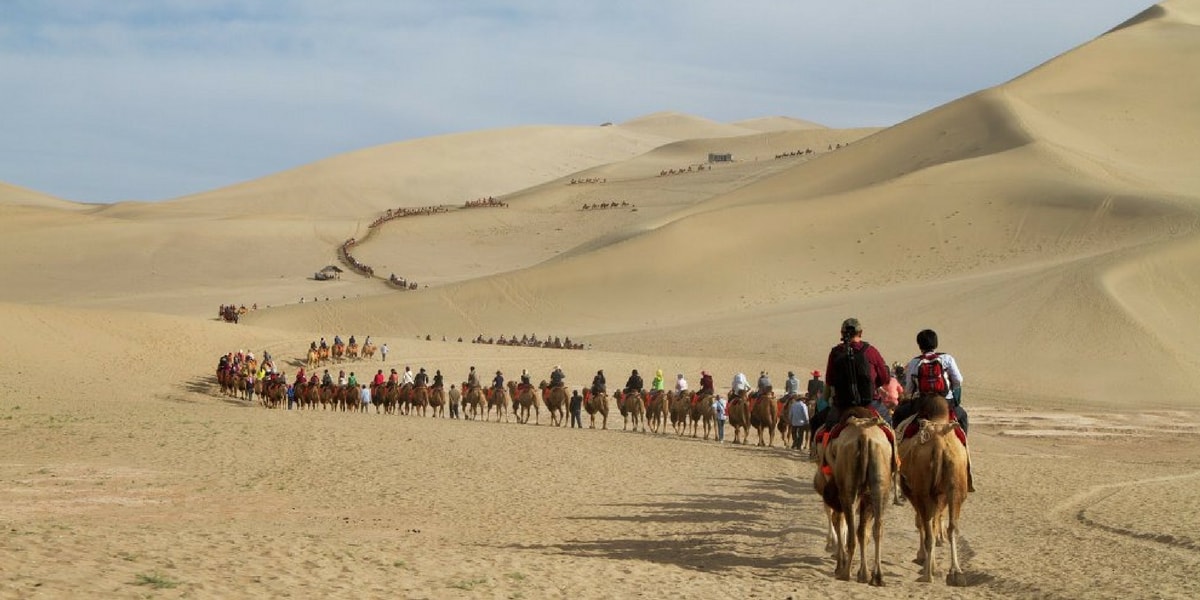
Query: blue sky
[{"left": 0, "top": 0, "right": 1153, "bottom": 203}]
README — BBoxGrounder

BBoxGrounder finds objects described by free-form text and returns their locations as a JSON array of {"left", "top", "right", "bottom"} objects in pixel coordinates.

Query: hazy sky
[{"left": 1, "top": 0, "right": 1152, "bottom": 203}]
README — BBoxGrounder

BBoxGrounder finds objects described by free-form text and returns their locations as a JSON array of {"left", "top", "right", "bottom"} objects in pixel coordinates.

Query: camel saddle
[{"left": 902, "top": 412, "right": 967, "bottom": 447}]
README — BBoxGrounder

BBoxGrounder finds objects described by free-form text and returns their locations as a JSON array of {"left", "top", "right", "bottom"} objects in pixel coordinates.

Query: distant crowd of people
[
  {"left": 463, "top": 197, "right": 508, "bottom": 208},
  {"left": 569, "top": 177, "right": 606, "bottom": 185},
  {"left": 472, "top": 334, "right": 585, "bottom": 350},
  {"left": 580, "top": 201, "right": 634, "bottom": 210},
  {"left": 338, "top": 238, "right": 374, "bottom": 277}
]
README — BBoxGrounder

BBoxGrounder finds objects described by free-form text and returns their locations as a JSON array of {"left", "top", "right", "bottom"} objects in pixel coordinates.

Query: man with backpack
[
  {"left": 900, "top": 328, "right": 974, "bottom": 492},
  {"left": 824, "top": 318, "right": 891, "bottom": 424},
  {"left": 900, "top": 329, "right": 965, "bottom": 432}
]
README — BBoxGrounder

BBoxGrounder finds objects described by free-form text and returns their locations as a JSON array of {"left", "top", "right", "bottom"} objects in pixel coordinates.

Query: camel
[
  {"left": 262, "top": 381, "right": 286, "bottom": 409},
  {"left": 317, "top": 346, "right": 331, "bottom": 366},
  {"left": 615, "top": 390, "right": 646, "bottom": 432},
  {"left": 372, "top": 383, "right": 398, "bottom": 415},
  {"left": 726, "top": 391, "right": 752, "bottom": 444},
  {"left": 668, "top": 390, "right": 691, "bottom": 435},
  {"left": 331, "top": 343, "right": 345, "bottom": 363},
  {"left": 507, "top": 381, "right": 540, "bottom": 424},
  {"left": 898, "top": 397, "right": 969, "bottom": 586},
  {"left": 346, "top": 343, "right": 359, "bottom": 360},
  {"left": 824, "top": 416, "right": 894, "bottom": 586},
  {"left": 427, "top": 386, "right": 447, "bottom": 418},
  {"left": 688, "top": 391, "right": 715, "bottom": 439},
  {"left": 583, "top": 390, "right": 609, "bottom": 429},
  {"left": 462, "top": 383, "right": 486, "bottom": 420},
  {"left": 361, "top": 343, "right": 377, "bottom": 360},
  {"left": 410, "top": 385, "right": 430, "bottom": 417},
  {"left": 749, "top": 391, "right": 778, "bottom": 446},
  {"left": 777, "top": 394, "right": 798, "bottom": 448},
  {"left": 644, "top": 390, "right": 670, "bottom": 434},
  {"left": 486, "top": 386, "right": 511, "bottom": 423},
  {"left": 813, "top": 438, "right": 846, "bottom": 556},
  {"left": 307, "top": 348, "right": 320, "bottom": 369},
  {"left": 539, "top": 381, "right": 569, "bottom": 427}
]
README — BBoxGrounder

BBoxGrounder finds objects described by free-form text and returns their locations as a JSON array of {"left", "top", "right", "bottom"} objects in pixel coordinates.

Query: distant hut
[
  {"left": 314, "top": 265, "right": 343, "bottom": 281},
  {"left": 708, "top": 152, "right": 733, "bottom": 163}
]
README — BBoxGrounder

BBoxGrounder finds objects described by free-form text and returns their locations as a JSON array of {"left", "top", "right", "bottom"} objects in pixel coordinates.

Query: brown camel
[
  {"left": 361, "top": 343, "right": 377, "bottom": 360},
  {"left": 317, "top": 346, "right": 331, "bottom": 366},
  {"left": 668, "top": 390, "right": 691, "bottom": 435},
  {"left": 331, "top": 342, "right": 345, "bottom": 363},
  {"left": 749, "top": 391, "right": 778, "bottom": 446},
  {"left": 410, "top": 385, "right": 430, "bottom": 417},
  {"left": 346, "top": 343, "right": 359, "bottom": 360},
  {"left": 645, "top": 390, "right": 669, "bottom": 433},
  {"left": 507, "top": 381, "right": 539, "bottom": 425},
  {"left": 616, "top": 390, "right": 646, "bottom": 432},
  {"left": 688, "top": 391, "right": 715, "bottom": 439},
  {"left": 824, "top": 416, "right": 893, "bottom": 586},
  {"left": 726, "top": 391, "right": 752, "bottom": 444},
  {"left": 539, "top": 381, "right": 569, "bottom": 427},
  {"left": 898, "top": 399, "right": 969, "bottom": 586},
  {"left": 583, "top": 390, "right": 609, "bottom": 429}
]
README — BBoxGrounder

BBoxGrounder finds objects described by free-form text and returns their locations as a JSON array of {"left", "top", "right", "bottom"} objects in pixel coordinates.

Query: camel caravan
[
  {"left": 775, "top": 148, "right": 815, "bottom": 159},
  {"left": 658, "top": 164, "right": 711, "bottom": 177},
  {"left": 212, "top": 320, "right": 974, "bottom": 586},
  {"left": 568, "top": 177, "right": 606, "bottom": 185},
  {"left": 471, "top": 334, "right": 585, "bottom": 350},
  {"left": 580, "top": 201, "right": 635, "bottom": 211},
  {"left": 462, "top": 197, "right": 508, "bottom": 208},
  {"left": 217, "top": 303, "right": 252, "bottom": 323}
]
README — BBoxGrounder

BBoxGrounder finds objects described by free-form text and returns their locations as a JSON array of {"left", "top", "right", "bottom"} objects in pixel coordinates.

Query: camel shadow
[
  {"left": 500, "top": 476, "right": 831, "bottom": 576},
  {"left": 177, "top": 376, "right": 253, "bottom": 408}
]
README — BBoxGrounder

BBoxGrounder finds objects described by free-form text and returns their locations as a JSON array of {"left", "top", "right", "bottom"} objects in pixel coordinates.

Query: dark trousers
[
  {"left": 792, "top": 426, "right": 806, "bottom": 449},
  {"left": 570, "top": 409, "right": 583, "bottom": 428},
  {"left": 449, "top": 402, "right": 460, "bottom": 419}
]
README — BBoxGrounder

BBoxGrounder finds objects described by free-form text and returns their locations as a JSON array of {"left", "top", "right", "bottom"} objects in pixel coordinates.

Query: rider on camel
[
  {"left": 519, "top": 369, "right": 532, "bottom": 391},
  {"left": 550, "top": 365, "right": 565, "bottom": 389},
  {"left": 388, "top": 369, "right": 399, "bottom": 387},
  {"left": 414, "top": 368, "right": 429, "bottom": 388},
  {"left": 591, "top": 370, "right": 606, "bottom": 396},
  {"left": 348, "top": 335, "right": 356, "bottom": 346},
  {"left": 432, "top": 370, "right": 444, "bottom": 389},
  {"left": 624, "top": 369, "right": 644, "bottom": 395},
  {"left": 402, "top": 366, "right": 415, "bottom": 386},
  {"left": 322, "top": 370, "right": 333, "bottom": 387},
  {"left": 825, "top": 318, "right": 890, "bottom": 424},
  {"left": 319, "top": 337, "right": 327, "bottom": 350},
  {"left": 699, "top": 370, "right": 714, "bottom": 396},
  {"left": 467, "top": 366, "right": 479, "bottom": 390},
  {"left": 756, "top": 371, "right": 772, "bottom": 396},
  {"left": 493, "top": 370, "right": 505, "bottom": 390},
  {"left": 373, "top": 370, "right": 385, "bottom": 387},
  {"left": 334, "top": 335, "right": 343, "bottom": 347}
]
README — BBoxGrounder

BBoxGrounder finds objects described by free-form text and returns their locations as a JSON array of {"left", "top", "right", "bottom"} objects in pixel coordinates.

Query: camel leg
[
  {"left": 946, "top": 489, "right": 966, "bottom": 586},
  {"left": 839, "top": 505, "right": 856, "bottom": 581},
  {"left": 856, "top": 511, "right": 870, "bottom": 584},
  {"left": 918, "top": 515, "right": 936, "bottom": 582},
  {"left": 870, "top": 503, "right": 885, "bottom": 587}
]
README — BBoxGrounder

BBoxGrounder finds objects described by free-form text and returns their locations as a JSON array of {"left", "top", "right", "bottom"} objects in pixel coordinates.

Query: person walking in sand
[
  {"left": 380, "top": 343, "right": 389, "bottom": 362},
  {"left": 448, "top": 384, "right": 461, "bottom": 419},
  {"left": 713, "top": 394, "right": 728, "bottom": 442},
  {"left": 570, "top": 390, "right": 584, "bottom": 428}
]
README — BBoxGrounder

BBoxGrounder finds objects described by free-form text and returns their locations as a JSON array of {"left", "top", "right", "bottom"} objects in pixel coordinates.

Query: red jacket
[{"left": 825, "top": 340, "right": 890, "bottom": 407}]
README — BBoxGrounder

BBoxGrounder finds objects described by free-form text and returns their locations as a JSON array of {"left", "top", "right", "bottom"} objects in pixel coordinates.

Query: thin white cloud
[{"left": 0, "top": 0, "right": 1154, "bottom": 202}]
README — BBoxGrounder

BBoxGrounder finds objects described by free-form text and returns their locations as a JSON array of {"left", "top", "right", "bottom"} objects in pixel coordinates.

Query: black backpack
[{"left": 831, "top": 342, "right": 874, "bottom": 408}]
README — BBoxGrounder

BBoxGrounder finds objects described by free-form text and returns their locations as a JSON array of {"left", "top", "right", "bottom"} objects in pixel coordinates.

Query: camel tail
[
  {"left": 857, "top": 434, "right": 871, "bottom": 496},
  {"left": 930, "top": 438, "right": 945, "bottom": 498}
]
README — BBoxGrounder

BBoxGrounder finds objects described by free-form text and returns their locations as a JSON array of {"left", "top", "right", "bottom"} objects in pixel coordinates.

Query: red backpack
[{"left": 915, "top": 352, "right": 949, "bottom": 396}]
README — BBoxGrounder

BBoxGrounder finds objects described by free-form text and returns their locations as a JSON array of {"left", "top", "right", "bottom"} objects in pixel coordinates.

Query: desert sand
[{"left": 3, "top": 2, "right": 1200, "bottom": 598}]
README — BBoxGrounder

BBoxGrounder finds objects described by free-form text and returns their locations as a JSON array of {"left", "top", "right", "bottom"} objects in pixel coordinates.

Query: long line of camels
[{"left": 214, "top": 346, "right": 969, "bottom": 588}]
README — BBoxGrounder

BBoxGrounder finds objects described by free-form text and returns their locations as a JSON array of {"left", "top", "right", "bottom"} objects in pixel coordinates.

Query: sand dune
[{"left": 3, "top": 2, "right": 1200, "bottom": 598}]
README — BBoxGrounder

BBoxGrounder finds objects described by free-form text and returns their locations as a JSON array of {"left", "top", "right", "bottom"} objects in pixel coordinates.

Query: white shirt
[
  {"left": 713, "top": 396, "right": 727, "bottom": 420},
  {"left": 676, "top": 377, "right": 688, "bottom": 392},
  {"left": 731, "top": 373, "right": 749, "bottom": 392},
  {"left": 903, "top": 352, "right": 964, "bottom": 401},
  {"left": 789, "top": 400, "right": 810, "bottom": 427},
  {"left": 402, "top": 370, "right": 415, "bottom": 385}
]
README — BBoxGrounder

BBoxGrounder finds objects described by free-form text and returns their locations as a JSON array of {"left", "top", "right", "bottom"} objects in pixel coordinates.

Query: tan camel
[
  {"left": 507, "top": 381, "right": 540, "bottom": 425},
  {"left": 410, "top": 385, "right": 430, "bottom": 417},
  {"left": 539, "top": 381, "right": 569, "bottom": 427},
  {"left": 428, "top": 386, "right": 447, "bottom": 418},
  {"left": 487, "top": 386, "right": 510, "bottom": 423},
  {"left": 306, "top": 348, "right": 320, "bottom": 369},
  {"left": 645, "top": 390, "right": 669, "bottom": 433},
  {"left": 812, "top": 437, "right": 846, "bottom": 556},
  {"left": 825, "top": 416, "right": 893, "bottom": 586},
  {"left": 727, "top": 391, "right": 752, "bottom": 444},
  {"left": 361, "top": 343, "right": 377, "bottom": 360},
  {"left": 616, "top": 390, "right": 646, "bottom": 432},
  {"left": 317, "top": 346, "right": 331, "bottom": 366},
  {"left": 583, "top": 390, "right": 609, "bottom": 429},
  {"left": 462, "top": 383, "right": 486, "bottom": 420},
  {"left": 346, "top": 343, "right": 359, "bottom": 360},
  {"left": 777, "top": 394, "right": 798, "bottom": 448},
  {"left": 899, "top": 407, "right": 969, "bottom": 585},
  {"left": 749, "top": 391, "right": 778, "bottom": 446},
  {"left": 331, "top": 342, "right": 345, "bottom": 363}
]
